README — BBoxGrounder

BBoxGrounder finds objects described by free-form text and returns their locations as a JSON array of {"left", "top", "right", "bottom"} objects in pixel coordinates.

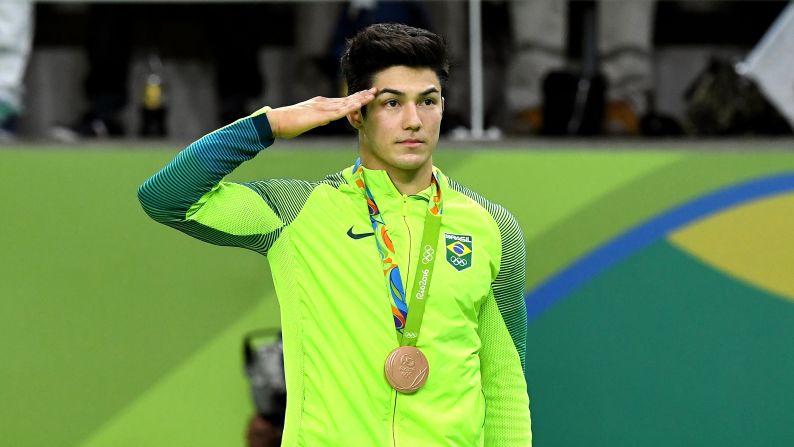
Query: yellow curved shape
[{"left": 669, "top": 192, "right": 794, "bottom": 302}]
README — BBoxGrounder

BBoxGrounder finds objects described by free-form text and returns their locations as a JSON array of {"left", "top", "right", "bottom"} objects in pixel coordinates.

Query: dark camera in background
[{"left": 243, "top": 329, "right": 287, "bottom": 426}]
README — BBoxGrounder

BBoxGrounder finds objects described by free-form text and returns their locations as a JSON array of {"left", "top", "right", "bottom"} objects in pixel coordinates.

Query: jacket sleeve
[
  {"left": 137, "top": 109, "right": 300, "bottom": 256},
  {"left": 479, "top": 209, "right": 532, "bottom": 446}
]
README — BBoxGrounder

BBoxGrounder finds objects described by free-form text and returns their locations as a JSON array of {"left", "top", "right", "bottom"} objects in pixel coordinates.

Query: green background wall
[{"left": 2, "top": 145, "right": 793, "bottom": 446}]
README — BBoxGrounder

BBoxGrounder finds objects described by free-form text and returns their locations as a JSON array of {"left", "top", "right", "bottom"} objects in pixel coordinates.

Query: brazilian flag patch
[{"left": 445, "top": 233, "right": 473, "bottom": 271}]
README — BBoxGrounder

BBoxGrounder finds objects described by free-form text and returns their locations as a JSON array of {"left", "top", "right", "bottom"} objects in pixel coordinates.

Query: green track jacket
[{"left": 138, "top": 111, "right": 532, "bottom": 446}]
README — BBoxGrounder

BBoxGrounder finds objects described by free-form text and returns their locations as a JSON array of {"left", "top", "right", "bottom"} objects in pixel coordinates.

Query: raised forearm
[{"left": 137, "top": 114, "right": 274, "bottom": 222}]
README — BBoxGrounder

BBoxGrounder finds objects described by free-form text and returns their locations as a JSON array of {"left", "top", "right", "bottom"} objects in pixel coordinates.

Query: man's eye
[
  {"left": 385, "top": 99, "right": 399, "bottom": 107},
  {"left": 422, "top": 98, "right": 436, "bottom": 106}
]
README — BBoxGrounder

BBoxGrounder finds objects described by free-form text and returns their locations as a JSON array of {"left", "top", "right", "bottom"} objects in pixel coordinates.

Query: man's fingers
[
  {"left": 349, "top": 88, "right": 376, "bottom": 102},
  {"left": 357, "top": 87, "right": 377, "bottom": 103},
  {"left": 322, "top": 88, "right": 375, "bottom": 112},
  {"left": 340, "top": 88, "right": 376, "bottom": 113},
  {"left": 267, "top": 87, "right": 377, "bottom": 138}
]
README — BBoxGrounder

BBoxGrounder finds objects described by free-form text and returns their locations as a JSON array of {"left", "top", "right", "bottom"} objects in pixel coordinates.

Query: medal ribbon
[{"left": 352, "top": 159, "right": 442, "bottom": 346}]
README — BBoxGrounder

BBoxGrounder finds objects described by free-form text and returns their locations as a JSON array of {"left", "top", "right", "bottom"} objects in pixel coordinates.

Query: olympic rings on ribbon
[{"left": 421, "top": 245, "right": 435, "bottom": 264}]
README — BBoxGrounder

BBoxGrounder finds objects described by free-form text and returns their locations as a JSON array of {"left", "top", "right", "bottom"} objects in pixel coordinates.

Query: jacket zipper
[
  {"left": 401, "top": 194, "right": 412, "bottom": 293},
  {"left": 391, "top": 392, "right": 399, "bottom": 447},
  {"left": 393, "top": 193, "right": 411, "bottom": 447}
]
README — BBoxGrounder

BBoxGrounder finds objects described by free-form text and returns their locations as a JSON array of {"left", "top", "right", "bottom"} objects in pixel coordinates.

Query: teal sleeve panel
[
  {"left": 242, "top": 179, "right": 323, "bottom": 228},
  {"left": 137, "top": 114, "right": 308, "bottom": 255},
  {"left": 446, "top": 179, "right": 528, "bottom": 369},
  {"left": 447, "top": 177, "right": 531, "bottom": 444},
  {"left": 480, "top": 212, "right": 532, "bottom": 445},
  {"left": 490, "top": 209, "right": 528, "bottom": 370},
  {"left": 138, "top": 115, "right": 274, "bottom": 220},
  {"left": 478, "top": 204, "right": 532, "bottom": 446},
  {"left": 479, "top": 288, "right": 533, "bottom": 446}
]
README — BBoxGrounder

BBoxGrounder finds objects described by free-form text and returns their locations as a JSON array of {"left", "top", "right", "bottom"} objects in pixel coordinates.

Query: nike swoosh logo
[{"left": 347, "top": 226, "right": 374, "bottom": 240}]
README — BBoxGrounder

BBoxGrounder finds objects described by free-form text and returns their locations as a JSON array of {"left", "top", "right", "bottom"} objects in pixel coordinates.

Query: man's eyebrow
[
  {"left": 376, "top": 88, "right": 404, "bottom": 97},
  {"left": 376, "top": 87, "right": 440, "bottom": 97},
  {"left": 420, "top": 87, "right": 441, "bottom": 96}
]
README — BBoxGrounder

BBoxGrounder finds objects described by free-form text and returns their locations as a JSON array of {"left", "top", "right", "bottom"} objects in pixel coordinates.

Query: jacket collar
[{"left": 343, "top": 163, "right": 446, "bottom": 201}]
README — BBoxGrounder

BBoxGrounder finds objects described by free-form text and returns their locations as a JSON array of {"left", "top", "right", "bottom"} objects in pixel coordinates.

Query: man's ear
[
  {"left": 347, "top": 108, "right": 363, "bottom": 129},
  {"left": 441, "top": 96, "right": 445, "bottom": 114}
]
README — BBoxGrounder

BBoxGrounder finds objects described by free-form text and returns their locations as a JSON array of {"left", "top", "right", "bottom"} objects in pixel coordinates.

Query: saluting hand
[{"left": 265, "top": 88, "right": 377, "bottom": 139}]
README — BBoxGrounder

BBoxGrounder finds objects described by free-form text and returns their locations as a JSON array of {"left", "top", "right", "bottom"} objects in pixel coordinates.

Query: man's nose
[{"left": 402, "top": 103, "right": 422, "bottom": 131}]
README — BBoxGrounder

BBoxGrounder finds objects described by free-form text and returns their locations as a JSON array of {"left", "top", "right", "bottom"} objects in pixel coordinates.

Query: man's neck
[
  {"left": 387, "top": 165, "right": 433, "bottom": 196},
  {"left": 360, "top": 157, "right": 433, "bottom": 196}
]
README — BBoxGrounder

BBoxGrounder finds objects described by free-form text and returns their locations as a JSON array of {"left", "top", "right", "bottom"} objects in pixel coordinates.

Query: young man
[{"left": 139, "top": 23, "right": 531, "bottom": 446}]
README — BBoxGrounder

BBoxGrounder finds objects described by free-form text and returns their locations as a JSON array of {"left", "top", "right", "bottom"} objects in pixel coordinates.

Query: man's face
[{"left": 352, "top": 65, "right": 443, "bottom": 173}]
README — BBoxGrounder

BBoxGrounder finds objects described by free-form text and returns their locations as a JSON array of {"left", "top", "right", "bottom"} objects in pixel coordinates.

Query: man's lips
[{"left": 398, "top": 139, "right": 424, "bottom": 146}]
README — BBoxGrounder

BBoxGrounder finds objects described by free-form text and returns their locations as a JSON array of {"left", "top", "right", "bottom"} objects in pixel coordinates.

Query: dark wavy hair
[{"left": 341, "top": 23, "right": 449, "bottom": 101}]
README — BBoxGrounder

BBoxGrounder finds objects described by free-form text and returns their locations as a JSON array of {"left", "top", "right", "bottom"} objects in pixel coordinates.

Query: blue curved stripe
[{"left": 525, "top": 173, "right": 794, "bottom": 322}]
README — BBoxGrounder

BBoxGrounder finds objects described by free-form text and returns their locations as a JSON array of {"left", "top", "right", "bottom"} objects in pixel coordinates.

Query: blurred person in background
[
  {"left": 684, "top": 2, "right": 794, "bottom": 136},
  {"left": 139, "top": 23, "right": 531, "bottom": 446},
  {"left": 0, "top": 0, "right": 34, "bottom": 141},
  {"left": 54, "top": 3, "right": 265, "bottom": 139},
  {"left": 507, "top": 0, "right": 656, "bottom": 135},
  {"left": 326, "top": 0, "right": 432, "bottom": 90},
  {"left": 305, "top": 0, "right": 433, "bottom": 135}
]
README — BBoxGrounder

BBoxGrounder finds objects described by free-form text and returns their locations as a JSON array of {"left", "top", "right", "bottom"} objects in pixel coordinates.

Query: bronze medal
[{"left": 384, "top": 346, "right": 429, "bottom": 393}]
